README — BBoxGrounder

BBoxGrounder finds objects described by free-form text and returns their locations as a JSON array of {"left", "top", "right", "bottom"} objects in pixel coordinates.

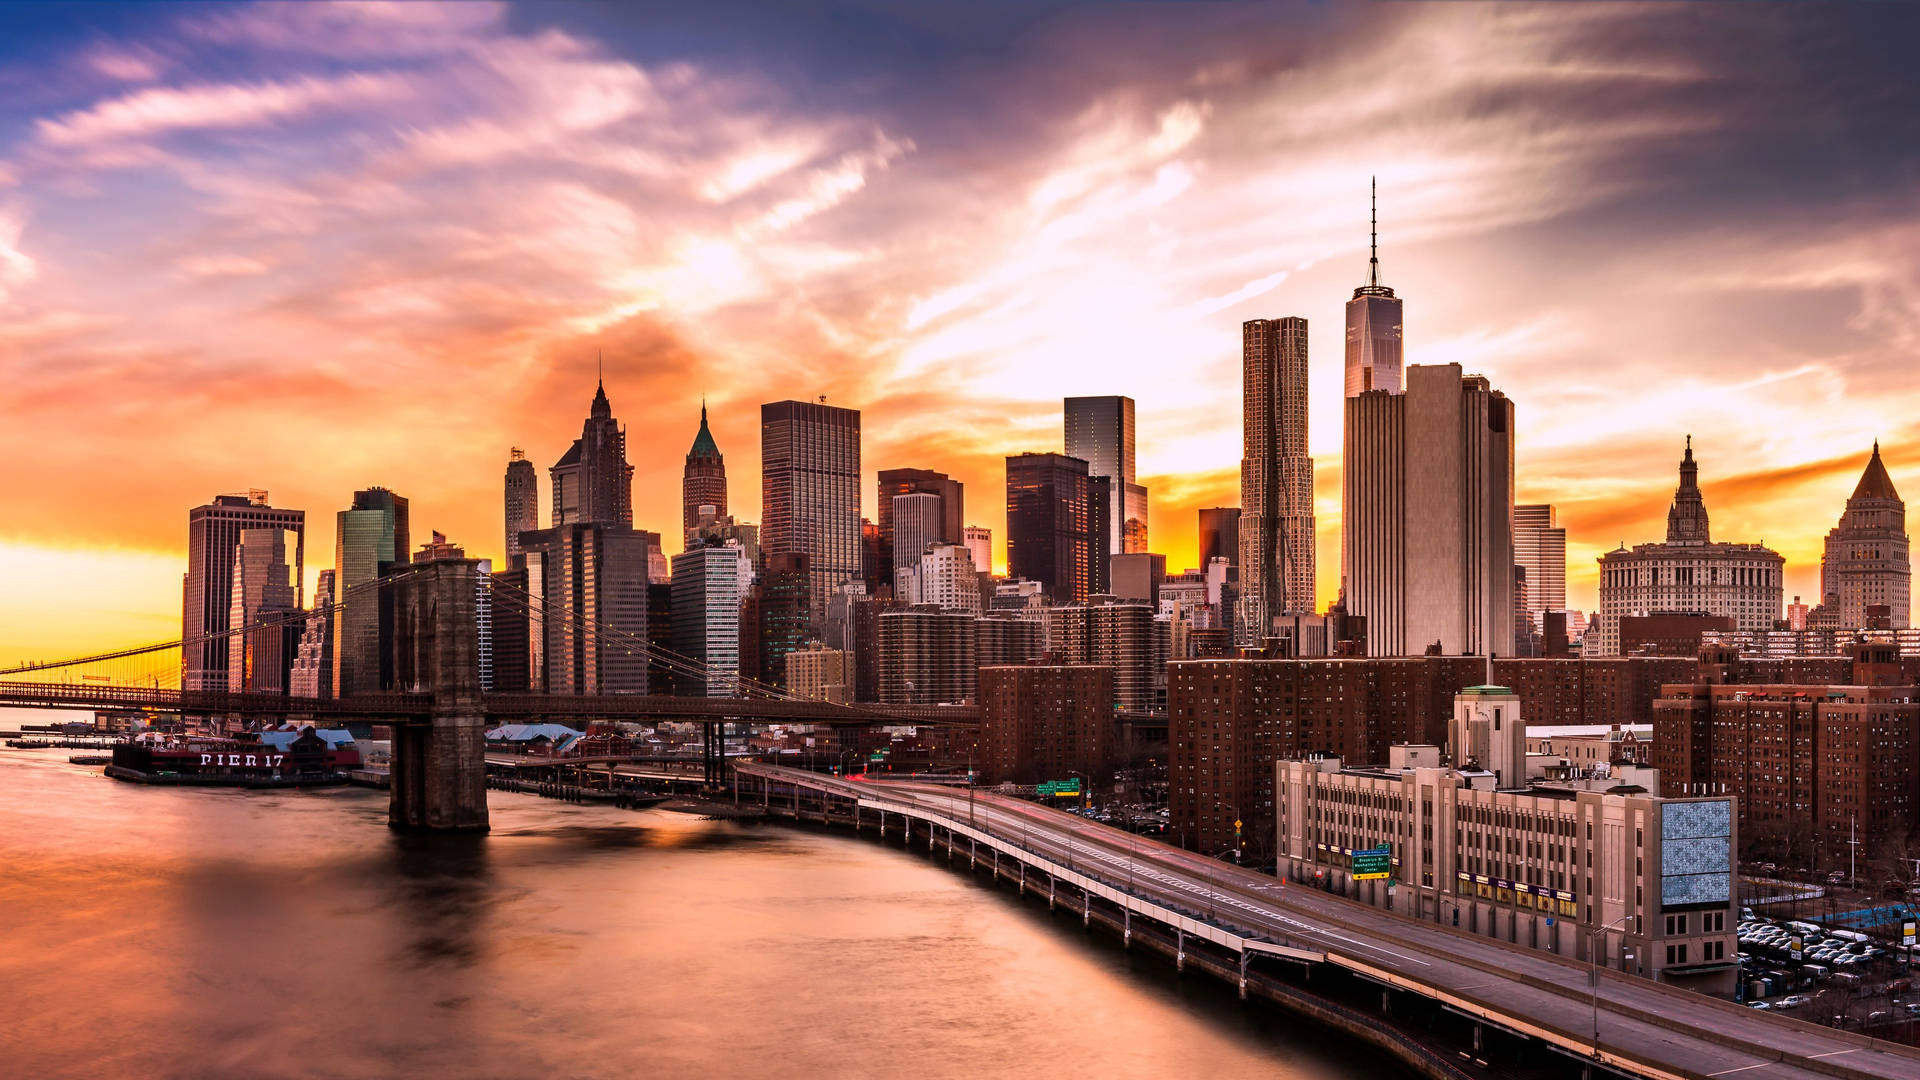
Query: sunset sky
[{"left": 2, "top": 1, "right": 1917, "bottom": 666}]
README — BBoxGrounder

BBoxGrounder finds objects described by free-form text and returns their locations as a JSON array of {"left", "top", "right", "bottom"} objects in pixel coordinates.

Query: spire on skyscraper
[
  {"left": 1369, "top": 175, "right": 1379, "bottom": 288},
  {"left": 1666, "top": 435, "right": 1711, "bottom": 545}
]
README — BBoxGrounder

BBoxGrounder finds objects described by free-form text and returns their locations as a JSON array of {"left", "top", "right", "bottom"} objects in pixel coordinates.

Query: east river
[{"left": 0, "top": 745, "right": 1405, "bottom": 1079}]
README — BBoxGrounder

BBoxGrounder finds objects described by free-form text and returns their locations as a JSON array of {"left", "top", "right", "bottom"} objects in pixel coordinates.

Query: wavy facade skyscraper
[{"left": 1236, "top": 316, "right": 1315, "bottom": 643}]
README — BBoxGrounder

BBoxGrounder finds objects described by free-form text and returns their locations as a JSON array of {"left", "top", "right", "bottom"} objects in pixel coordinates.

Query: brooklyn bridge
[{"left": 0, "top": 558, "right": 974, "bottom": 831}]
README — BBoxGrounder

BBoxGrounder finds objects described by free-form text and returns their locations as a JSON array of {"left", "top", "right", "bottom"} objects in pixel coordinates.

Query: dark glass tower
[
  {"left": 332, "top": 487, "right": 408, "bottom": 697},
  {"left": 1005, "top": 452, "right": 1104, "bottom": 603}
]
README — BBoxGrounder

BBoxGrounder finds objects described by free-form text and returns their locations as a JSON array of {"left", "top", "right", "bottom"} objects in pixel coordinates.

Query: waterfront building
[
  {"left": 1592, "top": 440, "right": 1784, "bottom": 656},
  {"left": 517, "top": 523, "right": 654, "bottom": 694},
  {"left": 762, "top": 400, "right": 861, "bottom": 625},
  {"left": 504, "top": 449, "right": 538, "bottom": 563},
  {"left": 550, "top": 379, "right": 634, "bottom": 528},
  {"left": 963, "top": 525, "right": 993, "bottom": 574},
  {"left": 1274, "top": 692, "right": 1738, "bottom": 992},
  {"left": 670, "top": 543, "right": 752, "bottom": 696},
  {"left": 1821, "top": 442, "right": 1909, "bottom": 629},
  {"left": 1065, "top": 395, "right": 1145, "bottom": 555},
  {"left": 1344, "top": 179, "right": 1403, "bottom": 398},
  {"left": 1006, "top": 452, "right": 1107, "bottom": 603},
  {"left": 333, "top": 487, "right": 408, "bottom": 697},
  {"left": 979, "top": 664, "right": 1115, "bottom": 784},
  {"left": 1238, "top": 317, "right": 1315, "bottom": 643},
  {"left": 184, "top": 491, "right": 305, "bottom": 693},
  {"left": 682, "top": 402, "right": 728, "bottom": 551},
  {"left": 1343, "top": 363, "right": 1514, "bottom": 657}
]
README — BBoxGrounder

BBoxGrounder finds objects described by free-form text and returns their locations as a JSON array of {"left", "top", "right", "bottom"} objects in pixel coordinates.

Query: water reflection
[{"left": 1, "top": 748, "right": 1404, "bottom": 1080}]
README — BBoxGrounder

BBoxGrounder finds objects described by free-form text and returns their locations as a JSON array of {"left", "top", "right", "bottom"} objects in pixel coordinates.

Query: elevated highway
[{"left": 736, "top": 763, "right": 1920, "bottom": 1080}]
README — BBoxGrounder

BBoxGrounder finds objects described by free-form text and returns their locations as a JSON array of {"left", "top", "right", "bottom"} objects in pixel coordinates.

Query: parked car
[
  {"left": 1748, "top": 1001, "right": 1771, "bottom": 1010},
  {"left": 1777, "top": 995, "right": 1812, "bottom": 1008}
]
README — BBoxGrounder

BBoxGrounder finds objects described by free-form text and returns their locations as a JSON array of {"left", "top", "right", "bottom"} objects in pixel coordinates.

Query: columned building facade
[{"left": 1592, "top": 440, "right": 1784, "bottom": 656}]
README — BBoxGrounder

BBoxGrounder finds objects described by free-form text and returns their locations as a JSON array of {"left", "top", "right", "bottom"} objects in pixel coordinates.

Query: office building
[
  {"left": 891, "top": 491, "right": 945, "bottom": 573},
  {"left": 504, "top": 449, "right": 538, "bottom": 563},
  {"left": 1821, "top": 442, "right": 1909, "bottom": 629},
  {"left": 516, "top": 523, "right": 654, "bottom": 694},
  {"left": 289, "top": 569, "right": 334, "bottom": 699},
  {"left": 1238, "top": 317, "right": 1315, "bottom": 643},
  {"left": 670, "top": 543, "right": 751, "bottom": 696},
  {"left": 1006, "top": 452, "right": 1107, "bottom": 603},
  {"left": 682, "top": 402, "right": 728, "bottom": 550},
  {"left": 878, "top": 468, "right": 964, "bottom": 569},
  {"left": 1110, "top": 552, "right": 1166, "bottom": 608},
  {"left": 979, "top": 664, "right": 1115, "bottom": 784},
  {"left": 550, "top": 379, "right": 634, "bottom": 528},
  {"left": 1344, "top": 179, "right": 1403, "bottom": 398},
  {"left": 1065, "top": 396, "right": 1145, "bottom": 554},
  {"left": 1198, "top": 507, "right": 1240, "bottom": 568},
  {"left": 183, "top": 491, "right": 305, "bottom": 693},
  {"left": 687, "top": 504, "right": 759, "bottom": 567},
  {"left": 333, "top": 487, "right": 408, "bottom": 697},
  {"left": 1514, "top": 505, "right": 1567, "bottom": 633},
  {"left": 762, "top": 400, "right": 861, "bottom": 625},
  {"left": 227, "top": 526, "right": 299, "bottom": 693},
  {"left": 742, "top": 552, "right": 812, "bottom": 690},
  {"left": 963, "top": 525, "right": 993, "bottom": 574},
  {"left": 1344, "top": 363, "right": 1514, "bottom": 657},
  {"left": 1593, "top": 439, "right": 1783, "bottom": 656}
]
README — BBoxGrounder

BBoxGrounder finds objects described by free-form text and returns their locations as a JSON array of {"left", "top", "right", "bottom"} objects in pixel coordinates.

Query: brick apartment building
[
  {"left": 978, "top": 664, "right": 1114, "bottom": 784},
  {"left": 1653, "top": 642, "right": 1920, "bottom": 867}
]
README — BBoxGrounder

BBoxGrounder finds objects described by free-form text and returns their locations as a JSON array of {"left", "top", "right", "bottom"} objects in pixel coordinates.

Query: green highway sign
[
  {"left": 1036, "top": 779, "right": 1082, "bottom": 798},
  {"left": 1352, "top": 846, "right": 1392, "bottom": 881}
]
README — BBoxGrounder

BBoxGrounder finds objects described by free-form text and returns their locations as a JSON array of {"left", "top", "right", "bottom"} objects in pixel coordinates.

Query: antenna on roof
[{"left": 1369, "top": 175, "right": 1380, "bottom": 288}]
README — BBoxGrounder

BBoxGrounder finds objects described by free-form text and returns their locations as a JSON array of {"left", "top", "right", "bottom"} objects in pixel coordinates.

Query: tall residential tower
[{"left": 1237, "top": 317, "right": 1315, "bottom": 643}]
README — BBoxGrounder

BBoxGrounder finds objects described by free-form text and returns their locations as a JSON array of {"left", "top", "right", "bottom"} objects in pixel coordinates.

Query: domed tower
[
  {"left": 1666, "top": 436, "right": 1711, "bottom": 545},
  {"left": 682, "top": 401, "right": 727, "bottom": 547}
]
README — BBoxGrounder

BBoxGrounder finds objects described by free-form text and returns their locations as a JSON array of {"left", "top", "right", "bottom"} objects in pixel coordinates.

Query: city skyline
[{"left": 4, "top": 2, "right": 1920, "bottom": 663}]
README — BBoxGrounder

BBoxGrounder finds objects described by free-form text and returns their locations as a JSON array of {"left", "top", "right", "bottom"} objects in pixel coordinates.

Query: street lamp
[
  {"left": 1587, "top": 914, "right": 1636, "bottom": 1060},
  {"left": 1066, "top": 770, "right": 1092, "bottom": 814}
]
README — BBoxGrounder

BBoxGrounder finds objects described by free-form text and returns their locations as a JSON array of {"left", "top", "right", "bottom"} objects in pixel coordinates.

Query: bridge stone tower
[{"left": 389, "top": 558, "right": 490, "bottom": 831}]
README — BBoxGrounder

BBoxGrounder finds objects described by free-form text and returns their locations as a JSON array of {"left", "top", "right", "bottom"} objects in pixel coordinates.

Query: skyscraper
[
  {"left": 183, "top": 491, "right": 305, "bottom": 692},
  {"left": 1237, "top": 316, "right": 1315, "bottom": 643},
  {"left": 671, "top": 543, "right": 751, "bottom": 696},
  {"left": 1343, "top": 364, "right": 1514, "bottom": 657},
  {"left": 1345, "top": 178, "right": 1403, "bottom": 397},
  {"left": 516, "top": 523, "right": 654, "bottom": 694},
  {"left": 333, "top": 487, "right": 409, "bottom": 696},
  {"left": 762, "top": 400, "right": 861, "bottom": 624},
  {"left": 227, "top": 526, "right": 298, "bottom": 693},
  {"left": 1065, "top": 396, "right": 1147, "bottom": 553},
  {"left": 1821, "top": 442, "right": 1910, "bottom": 628},
  {"left": 503, "top": 449, "right": 538, "bottom": 563},
  {"left": 876, "top": 467, "right": 964, "bottom": 570},
  {"left": 682, "top": 401, "right": 727, "bottom": 550},
  {"left": 1197, "top": 507, "right": 1240, "bottom": 569},
  {"left": 1513, "top": 504, "right": 1568, "bottom": 629},
  {"left": 891, "top": 492, "right": 944, "bottom": 573},
  {"left": 1006, "top": 452, "right": 1105, "bottom": 603},
  {"left": 550, "top": 378, "right": 634, "bottom": 528},
  {"left": 289, "top": 569, "right": 334, "bottom": 699}
]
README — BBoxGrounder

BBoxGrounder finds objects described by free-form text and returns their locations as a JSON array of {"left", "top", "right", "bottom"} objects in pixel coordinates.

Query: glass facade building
[
  {"left": 183, "top": 492, "right": 304, "bottom": 692},
  {"left": 761, "top": 400, "right": 861, "bottom": 625},
  {"left": 333, "top": 487, "right": 408, "bottom": 697}
]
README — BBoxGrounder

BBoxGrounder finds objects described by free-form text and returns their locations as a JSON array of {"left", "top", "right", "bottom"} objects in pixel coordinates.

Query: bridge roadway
[
  {"left": 739, "top": 764, "right": 1920, "bottom": 1080},
  {"left": 0, "top": 681, "right": 976, "bottom": 726}
]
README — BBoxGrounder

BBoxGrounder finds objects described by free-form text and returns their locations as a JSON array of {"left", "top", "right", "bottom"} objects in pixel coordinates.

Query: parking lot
[{"left": 1739, "top": 910, "right": 1920, "bottom": 1043}]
